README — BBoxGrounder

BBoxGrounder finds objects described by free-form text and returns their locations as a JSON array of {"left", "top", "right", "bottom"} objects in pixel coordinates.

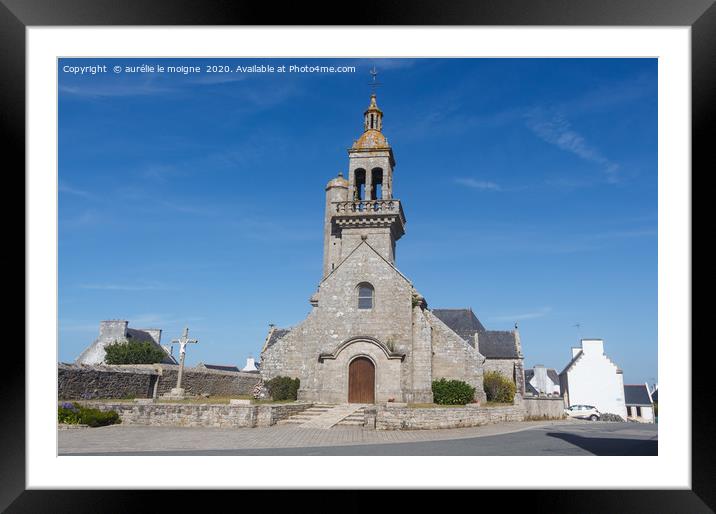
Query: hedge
[
  {"left": 104, "top": 339, "right": 167, "bottom": 365},
  {"left": 432, "top": 378, "right": 476, "bottom": 405},
  {"left": 265, "top": 376, "right": 300, "bottom": 401},
  {"left": 58, "top": 402, "right": 121, "bottom": 427}
]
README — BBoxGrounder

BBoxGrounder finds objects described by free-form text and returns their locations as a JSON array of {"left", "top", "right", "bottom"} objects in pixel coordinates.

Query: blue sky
[{"left": 58, "top": 58, "right": 657, "bottom": 386}]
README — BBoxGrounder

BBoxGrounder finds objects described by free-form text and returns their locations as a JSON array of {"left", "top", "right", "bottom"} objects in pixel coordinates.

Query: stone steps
[
  {"left": 335, "top": 408, "right": 366, "bottom": 427},
  {"left": 276, "top": 404, "right": 338, "bottom": 425},
  {"left": 277, "top": 404, "right": 367, "bottom": 429}
]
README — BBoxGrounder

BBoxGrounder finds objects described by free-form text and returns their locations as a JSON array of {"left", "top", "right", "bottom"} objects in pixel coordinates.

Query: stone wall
[
  {"left": 58, "top": 364, "right": 261, "bottom": 400},
  {"left": 58, "top": 363, "right": 157, "bottom": 400},
  {"left": 82, "top": 401, "right": 312, "bottom": 428},
  {"left": 523, "top": 396, "right": 566, "bottom": 419},
  {"left": 370, "top": 403, "right": 526, "bottom": 430},
  {"left": 154, "top": 365, "right": 261, "bottom": 397}
]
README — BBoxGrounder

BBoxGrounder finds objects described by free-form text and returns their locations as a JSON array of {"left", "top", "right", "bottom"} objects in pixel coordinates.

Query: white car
[{"left": 564, "top": 404, "right": 601, "bottom": 421}]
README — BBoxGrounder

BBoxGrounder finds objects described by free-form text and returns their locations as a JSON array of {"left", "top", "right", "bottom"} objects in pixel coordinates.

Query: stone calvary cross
[{"left": 169, "top": 327, "right": 198, "bottom": 398}]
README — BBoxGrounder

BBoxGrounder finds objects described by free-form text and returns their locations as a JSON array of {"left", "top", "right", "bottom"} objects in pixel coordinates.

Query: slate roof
[
  {"left": 265, "top": 328, "right": 291, "bottom": 350},
  {"left": 651, "top": 388, "right": 658, "bottom": 403},
  {"left": 126, "top": 328, "right": 155, "bottom": 342},
  {"left": 479, "top": 330, "right": 520, "bottom": 359},
  {"left": 523, "top": 369, "right": 538, "bottom": 395},
  {"left": 624, "top": 384, "right": 653, "bottom": 405},
  {"left": 547, "top": 369, "right": 560, "bottom": 384},
  {"left": 525, "top": 368, "right": 560, "bottom": 385},
  {"left": 431, "top": 308, "right": 520, "bottom": 359},
  {"left": 200, "top": 364, "right": 240, "bottom": 372},
  {"left": 431, "top": 309, "right": 485, "bottom": 345}
]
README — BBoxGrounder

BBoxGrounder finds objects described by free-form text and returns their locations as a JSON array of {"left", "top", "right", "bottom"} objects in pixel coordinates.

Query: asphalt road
[{"left": 60, "top": 421, "right": 657, "bottom": 456}]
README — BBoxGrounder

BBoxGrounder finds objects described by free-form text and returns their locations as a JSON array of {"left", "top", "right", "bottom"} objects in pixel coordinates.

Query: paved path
[{"left": 58, "top": 420, "right": 656, "bottom": 456}]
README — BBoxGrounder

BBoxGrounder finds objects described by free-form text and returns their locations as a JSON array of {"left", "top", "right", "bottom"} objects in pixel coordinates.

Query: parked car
[{"left": 564, "top": 404, "right": 601, "bottom": 421}]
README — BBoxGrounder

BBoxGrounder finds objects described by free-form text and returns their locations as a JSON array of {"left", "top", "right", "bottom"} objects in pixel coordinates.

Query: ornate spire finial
[{"left": 368, "top": 65, "right": 382, "bottom": 95}]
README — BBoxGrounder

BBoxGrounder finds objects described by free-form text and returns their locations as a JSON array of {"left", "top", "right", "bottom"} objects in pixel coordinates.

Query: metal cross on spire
[{"left": 368, "top": 65, "right": 382, "bottom": 94}]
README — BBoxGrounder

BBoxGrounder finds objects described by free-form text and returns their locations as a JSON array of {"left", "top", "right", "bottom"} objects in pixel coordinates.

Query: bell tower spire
[
  {"left": 320, "top": 75, "right": 406, "bottom": 278},
  {"left": 364, "top": 93, "right": 383, "bottom": 132}
]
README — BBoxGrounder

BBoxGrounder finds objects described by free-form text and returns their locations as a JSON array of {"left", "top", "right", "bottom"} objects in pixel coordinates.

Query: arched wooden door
[{"left": 348, "top": 357, "right": 375, "bottom": 404}]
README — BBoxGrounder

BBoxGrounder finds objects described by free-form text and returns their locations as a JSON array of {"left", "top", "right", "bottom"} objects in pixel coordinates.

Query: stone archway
[{"left": 348, "top": 357, "right": 375, "bottom": 404}]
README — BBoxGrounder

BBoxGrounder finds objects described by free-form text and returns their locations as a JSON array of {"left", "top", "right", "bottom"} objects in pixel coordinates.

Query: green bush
[
  {"left": 265, "top": 376, "right": 300, "bottom": 401},
  {"left": 58, "top": 402, "right": 121, "bottom": 427},
  {"left": 483, "top": 371, "right": 516, "bottom": 403},
  {"left": 104, "top": 339, "right": 167, "bottom": 365},
  {"left": 432, "top": 378, "right": 476, "bottom": 405}
]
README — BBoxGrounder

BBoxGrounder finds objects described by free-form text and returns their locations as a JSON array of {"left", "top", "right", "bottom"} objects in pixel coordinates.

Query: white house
[
  {"left": 559, "top": 338, "right": 627, "bottom": 419},
  {"left": 624, "top": 383, "right": 655, "bottom": 423},
  {"left": 524, "top": 365, "right": 561, "bottom": 396}
]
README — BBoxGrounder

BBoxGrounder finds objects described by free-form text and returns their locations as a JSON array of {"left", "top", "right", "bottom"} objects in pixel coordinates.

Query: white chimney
[{"left": 242, "top": 356, "right": 258, "bottom": 372}]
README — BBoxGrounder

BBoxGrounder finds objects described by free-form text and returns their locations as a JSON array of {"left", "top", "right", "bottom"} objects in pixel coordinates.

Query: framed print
[{"left": 6, "top": 0, "right": 713, "bottom": 511}]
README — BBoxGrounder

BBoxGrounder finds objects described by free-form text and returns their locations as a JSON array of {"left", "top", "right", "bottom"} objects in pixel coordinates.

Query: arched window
[
  {"left": 354, "top": 169, "right": 366, "bottom": 201},
  {"left": 357, "top": 282, "right": 374, "bottom": 309}
]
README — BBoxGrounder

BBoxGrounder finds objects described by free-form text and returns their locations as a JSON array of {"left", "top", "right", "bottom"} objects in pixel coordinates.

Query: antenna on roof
[{"left": 573, "top": 323, "right": 582, "bottom": 340}]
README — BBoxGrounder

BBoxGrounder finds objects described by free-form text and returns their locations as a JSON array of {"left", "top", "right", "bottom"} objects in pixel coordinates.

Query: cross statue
[
  {"left": 368, "top": 66, "right": 382, "bottom": 94},
  {"left": 170, "top": 327, "right": 198, "bottom": 394}
]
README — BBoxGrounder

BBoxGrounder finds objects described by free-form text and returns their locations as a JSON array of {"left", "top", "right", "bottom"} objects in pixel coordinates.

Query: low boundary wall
[
  {"left": 58, "top": 363, "right": 262, "bottom": 400},
  {"left": 522, "top": 396, "right": 566, "bottom": 419},
  {"left": 369, "top": 403, "right": 526, "bottom": 430},
  {"left": 82, "top": 401, "right": 313, "bottom": 428}
]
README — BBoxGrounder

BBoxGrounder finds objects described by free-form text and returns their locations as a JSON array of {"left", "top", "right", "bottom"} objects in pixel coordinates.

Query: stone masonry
[
  {"left": 82, "top": 401, "right": 313, "bottom": 428},
  {"left": 58, "top": 363, "right": 261, "bottom": 400},
  {"left": 260, "top": 93, "right": 513, "bottom": 405}
]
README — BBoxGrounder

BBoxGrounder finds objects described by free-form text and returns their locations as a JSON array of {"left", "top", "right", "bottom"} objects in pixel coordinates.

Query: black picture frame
[{"left": 6, "top": 0, "right": 711, "bottom": 511}]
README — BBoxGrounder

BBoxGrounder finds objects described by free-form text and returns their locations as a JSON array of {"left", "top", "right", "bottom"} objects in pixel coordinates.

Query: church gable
[{"left": 317, "top": 240, "right": 413, "bottom": 317}]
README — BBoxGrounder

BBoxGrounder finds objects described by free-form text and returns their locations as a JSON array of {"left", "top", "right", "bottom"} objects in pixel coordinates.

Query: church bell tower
[{"left": 322, "top": 92, "right": 406, "bottom": 278}]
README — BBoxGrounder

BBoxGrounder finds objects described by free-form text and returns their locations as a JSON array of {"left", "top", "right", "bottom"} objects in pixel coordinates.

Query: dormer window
[{"left": 357, "top": 283, "right": 374, "bottom": 309}]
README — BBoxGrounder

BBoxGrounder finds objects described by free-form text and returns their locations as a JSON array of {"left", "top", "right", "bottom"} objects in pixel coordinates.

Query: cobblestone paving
[{"left": 58, "top": 420, "right": 592, "bottom": 454}]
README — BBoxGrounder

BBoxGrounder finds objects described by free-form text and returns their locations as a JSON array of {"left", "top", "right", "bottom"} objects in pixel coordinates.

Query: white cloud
[
  {"left": 454, "top": 178, "right": 502, "bottom": 191},
  {"left": 59, "top": 181, "right": 94, "bottom": 199},
  {"left": 490, "top": 307, "right": 553, "bottom": 322},
  {"left": 525, "top": 108, "right": 620, "bottom": 183}
]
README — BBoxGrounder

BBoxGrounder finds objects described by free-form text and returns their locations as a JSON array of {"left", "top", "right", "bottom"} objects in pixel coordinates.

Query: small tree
[
  {"left": 483, "top": 371, "right": 516, "bottom": 403},
  {"left": 104, "top": 339, "right": 167, "bottom": 365}
]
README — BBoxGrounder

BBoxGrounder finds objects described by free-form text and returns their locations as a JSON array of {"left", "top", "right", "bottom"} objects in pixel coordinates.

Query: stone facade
[
  {"left": 58, "top": 363, "right": 261, "bottom": 400},
  {"left": 260, "top": 93, "right": 530, "bottom": 406},
  {"left": 82, "top": 401, "right": 312, "bottom": 428}
]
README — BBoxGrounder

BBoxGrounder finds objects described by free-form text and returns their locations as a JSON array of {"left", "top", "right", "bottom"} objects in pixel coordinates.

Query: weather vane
[{"left": 368, "top": 66, "right": 382, "bottom": 94}]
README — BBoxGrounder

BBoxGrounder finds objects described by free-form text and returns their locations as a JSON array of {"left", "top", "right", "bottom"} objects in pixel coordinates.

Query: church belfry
[{"left": 322, "top": 92, "right": 406, "bottom": 278}]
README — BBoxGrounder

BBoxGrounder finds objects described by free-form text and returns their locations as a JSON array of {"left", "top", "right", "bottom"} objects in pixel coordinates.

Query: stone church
[{"left": 260, "top": 93, "right": 524, "bottom": 404}]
